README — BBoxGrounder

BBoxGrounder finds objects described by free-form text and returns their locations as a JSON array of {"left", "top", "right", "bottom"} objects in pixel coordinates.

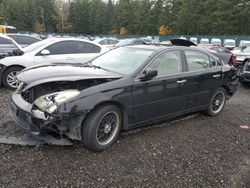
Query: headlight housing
[{"left": 34, "top": 90, "right": 80, "bottom": 114}]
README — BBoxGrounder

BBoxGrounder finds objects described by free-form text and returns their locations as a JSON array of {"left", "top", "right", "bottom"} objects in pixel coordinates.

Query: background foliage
[{"left": 0, "top": 0, "right": 250, "bottom": 35}]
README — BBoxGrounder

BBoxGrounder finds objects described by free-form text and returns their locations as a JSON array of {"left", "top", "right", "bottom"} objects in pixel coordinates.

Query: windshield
[
  {"left": 22, "top": 39, "right": 51, "bottom": 53},
  {"left": 242, "top": 47, "right": 250, "bottom": 53},
  {"left": 225, "top": 42, "right": 235, "bottom": 46},
  {"left": 91, "top": 47, "right": 153, "bottom": 75}
]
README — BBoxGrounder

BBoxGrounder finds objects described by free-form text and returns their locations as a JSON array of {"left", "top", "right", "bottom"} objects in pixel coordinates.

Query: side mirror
[
  {"left": 40, "top": 49, "right": 50, "bottom": 56},
  {"left": 138, "top": 69, "right": 158, "bottom": 81}
]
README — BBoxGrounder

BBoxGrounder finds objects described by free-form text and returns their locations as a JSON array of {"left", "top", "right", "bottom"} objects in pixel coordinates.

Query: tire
[
  {"left": 82, "top": 104, "right": 122, "bottom": 152},
  {"left": 205, "top": 88, "right": 227, "bottom": 116},
  {"left": 2, "top": 66, "right": 23, "bottom": 90}
]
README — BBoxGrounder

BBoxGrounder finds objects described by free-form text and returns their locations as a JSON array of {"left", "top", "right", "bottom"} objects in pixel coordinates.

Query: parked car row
[{"left": 0, "top": 37, "right": 108, "bottom": 89}]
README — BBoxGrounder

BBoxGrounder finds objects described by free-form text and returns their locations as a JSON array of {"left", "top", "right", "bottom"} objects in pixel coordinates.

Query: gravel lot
[{"left": 0, "top": 86, "right": 250, "bottom": 187}]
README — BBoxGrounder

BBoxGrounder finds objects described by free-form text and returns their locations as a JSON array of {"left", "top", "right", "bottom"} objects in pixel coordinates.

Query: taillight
[{"left": 231, "top": 55, "right": 237, "bottom": 65}]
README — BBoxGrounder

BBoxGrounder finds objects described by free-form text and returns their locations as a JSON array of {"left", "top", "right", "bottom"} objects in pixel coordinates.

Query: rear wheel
[
  {"left": 2, "top": 66, "right": 23, "bottom": 90},
  {"left": 205, "top": 88, "right": 226, "bottom": 116},
  {"left": 82, "top": 105, "right": 122, "bottom": 152}
]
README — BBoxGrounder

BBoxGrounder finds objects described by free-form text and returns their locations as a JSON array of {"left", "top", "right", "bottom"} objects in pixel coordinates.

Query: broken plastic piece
[
  {"left": 240, "top": 125, "right": 250, "bottom": 129},
  {"left": 0, "top": 135, "right": 45, "bottom": 146}
]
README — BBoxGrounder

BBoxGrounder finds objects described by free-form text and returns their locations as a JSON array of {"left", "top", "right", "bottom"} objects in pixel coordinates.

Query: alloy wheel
[
  {"left": 96, "top": 111, "right": 120, "bottom": 146},
  {"left": 7, "top": 71, "right": 20, "bottom": 89},
  {"left": 211, "top": 91, "right": 225, "bottom": 114}
]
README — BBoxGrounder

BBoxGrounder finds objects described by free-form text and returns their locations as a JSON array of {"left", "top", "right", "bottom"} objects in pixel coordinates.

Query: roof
[
  {"left": 41, "top": 37, "right": 102, "bottom": 47},
  {"left": 7, "top": 33, "right": 41, "bottom": 41},
  {"left": 126, "top": 45, "right": 166, "bottom": 51}
]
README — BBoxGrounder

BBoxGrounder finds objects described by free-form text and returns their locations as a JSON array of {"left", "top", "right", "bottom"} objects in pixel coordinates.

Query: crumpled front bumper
[{"left": 10, "top": 92, "right": 84, "bottom": 145}]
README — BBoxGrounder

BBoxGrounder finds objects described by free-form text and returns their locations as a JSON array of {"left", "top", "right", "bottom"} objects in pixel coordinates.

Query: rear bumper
[{"left": 227, "top": 78, "right": 239, "bottom": 97}]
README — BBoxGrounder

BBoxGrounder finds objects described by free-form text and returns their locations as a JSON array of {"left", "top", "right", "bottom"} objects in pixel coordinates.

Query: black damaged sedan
[{"left": 10, "top": 45, "right": 239, "bottom": 151}]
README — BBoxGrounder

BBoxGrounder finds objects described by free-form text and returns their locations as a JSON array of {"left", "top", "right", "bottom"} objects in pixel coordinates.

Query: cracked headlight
[{"left": 34, "top": 90, "right": 80, "bottom": 114}]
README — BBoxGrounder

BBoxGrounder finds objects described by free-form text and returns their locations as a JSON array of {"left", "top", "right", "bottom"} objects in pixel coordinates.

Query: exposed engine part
[{"left": 21, "top": 79, "right": 112, "bottom": 104}]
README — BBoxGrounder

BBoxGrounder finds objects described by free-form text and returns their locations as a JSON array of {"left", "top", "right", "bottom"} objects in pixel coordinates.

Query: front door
[
  {"left": 131, "top": 50, "right": 186, "bottom": 125},
  {"left": 34, "top": 41, "right": 77, "bottom": 65}
]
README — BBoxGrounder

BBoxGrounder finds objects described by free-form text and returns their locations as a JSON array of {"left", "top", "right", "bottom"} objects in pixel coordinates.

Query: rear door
[
  {"left": 131, "top": 50, "right": 187, "bottom": 125},
  {"left": 182, "top": 49, "right": 222, "bottom": 110},
  {"left": 34, "top": 41, "right": 77, "bottom": 65}
]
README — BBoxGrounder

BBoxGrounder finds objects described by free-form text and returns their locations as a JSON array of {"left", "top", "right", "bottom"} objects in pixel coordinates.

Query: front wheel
[
  {"left": 2, "top": 66, "right": 23, "bottom": 90},
  {"left": 82, "top": 105, "right": 122, "bottom": 152},
  {"left": 205, "top": 88, "right": 227, "bottom": 116}
]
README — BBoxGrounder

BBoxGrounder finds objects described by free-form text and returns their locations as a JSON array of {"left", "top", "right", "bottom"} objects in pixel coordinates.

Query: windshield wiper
[
  {"left": 81, "top": 61, "right": 118, "bottom": 74},
  {"left": 92, "top": 64, "right": 113, "bottom": 73},
  {"left": 80, "top": 61, "right": 93, "bottom": 67}
]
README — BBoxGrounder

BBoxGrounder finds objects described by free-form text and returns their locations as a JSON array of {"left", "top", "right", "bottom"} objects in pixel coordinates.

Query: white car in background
[
  {"left": 239, "top": 40, "right": 250, "bottom": 47},
  {"left": 231, "top": 46, "right": 250, "bottom": 66},
  {"left": 189, "top": 37, "right": 197, "bottom": 44},
  {"left": 211, "top": 38, "right": 222, "bottom": 46},
  {"left": 0, "top": 33, "right": 23, "bottom": 55},
  {"left": 200, "top": 38, "right": 209, "bottom": 44},
  {"left": 0, "top": 38, "right": 108, "bottom": 89},
  {"left": 94, "top": 38, "right": 119, "bottom": 46},
  {"left": 224, "top": 39, "right": 236, "bottom": 50}
]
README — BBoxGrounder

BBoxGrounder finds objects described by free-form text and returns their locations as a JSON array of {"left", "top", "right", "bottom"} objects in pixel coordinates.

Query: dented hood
[{"left": 17, "top": 63, "right": 122, "bottom": 86}]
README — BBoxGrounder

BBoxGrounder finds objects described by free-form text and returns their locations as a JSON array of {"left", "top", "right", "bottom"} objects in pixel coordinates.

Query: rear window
[
  {"left": 0, "top": 37, "right": 11, "bottom": 44},
  {"left": 76, "top": 42, "right": 101, "bottom": 53},
  {"left": 9, "top": 35, "right": 40, "bottom": 45}
]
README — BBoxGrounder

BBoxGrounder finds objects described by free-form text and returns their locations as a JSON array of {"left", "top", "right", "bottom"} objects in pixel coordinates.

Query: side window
[
  {"left": 17, "top": 36, "right": 40, "bottom": 45},
  {"left": 146, "top": 50, "right": 182, "bottom": 76},
  {"left": 46, "top": 41, "right": 77, "bottom": 55},
  {"left": 0, "top": 37, "right": 12, "bottom": 44},
  {"left": 0, "top": 37, "right": 17, "bottom": 51},
  {"left": 185, "top": 50, "right": 215, "bottom": 71},
  {"left": 77, "top": 42, "right": 101, "bottom": 53}
]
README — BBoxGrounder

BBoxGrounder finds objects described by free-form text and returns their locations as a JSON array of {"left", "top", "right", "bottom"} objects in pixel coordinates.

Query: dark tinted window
[
  {"left": 147, "top": 50, "right": 182, "bottom": 76},
  {"left": 15, "top": 36, "right": 40, "bottom": 45},
  {"left": 76, "top": 42, "right": 101, "bottom": 53},
  {"left": 185, "top": 50, "right": 215, "bottom": 71},
  {"left": 133, "top": 39, "right": 144, "bottom": 45},
  {"left": 99, "top": 39, "right": 108, "bottom": 45},
  {"left": 0, "top": 37, "right": 11, "bottom": 44},
  {"left": 46, "top": 41, "right": 77, "bottom": 55}
]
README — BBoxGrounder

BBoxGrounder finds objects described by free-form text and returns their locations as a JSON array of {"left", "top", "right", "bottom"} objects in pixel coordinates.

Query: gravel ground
[{"left": 0, "top": 86, "right": 250, "bottom": 187}]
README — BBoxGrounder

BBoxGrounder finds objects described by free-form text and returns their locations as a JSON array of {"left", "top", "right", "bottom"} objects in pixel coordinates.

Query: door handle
[
  {"left": 177, "top": 79, "right": 187, "bottom": 84},
  {"left": 66, "top": 57, "right": 74, "bottom": 60},
  {"left": 213, "top": 74, "right": 221, "bottom": 78}
]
